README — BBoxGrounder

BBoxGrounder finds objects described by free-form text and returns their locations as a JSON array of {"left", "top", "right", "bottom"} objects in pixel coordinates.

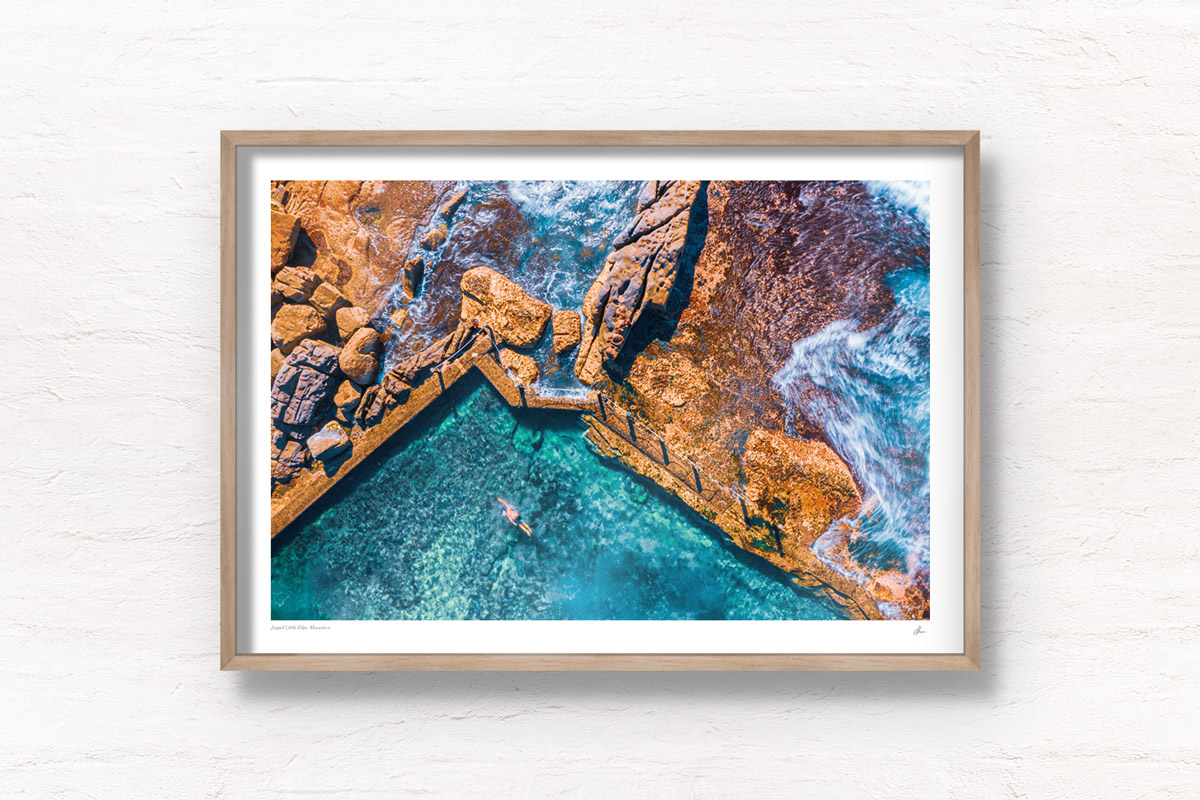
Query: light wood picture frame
[{"left": 221, "top": 130, "right": 980, "bottom": 671}]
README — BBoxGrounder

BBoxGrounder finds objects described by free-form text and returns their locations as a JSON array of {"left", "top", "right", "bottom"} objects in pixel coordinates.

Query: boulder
[
  {"left": 459, "top": 266, "right": 552, "bottom": 348},
  {"left": 498, "top": 348, "right": 539, "bottom": 387},
  {"left": 272, "top": 266, "right": 320, "bottom": 304},
  {"left": 270, "top": 348, "right": 285, "bottom": 379},
  {"left": 335, "top": 306, "right": 370, "bottom": 341},
  {"left": 309, "top": 282, "right": 350, "bottom": 319},
  {"left": 338, "top": 327, "right": 380, "bottom": 384},
  {"left": 353, "top": 373, "right": 409, "bottom": 429},
  {"left": 420, "top": 223, "right": 448, "bottom": 250},
  {"left": 552, "top": 310, "right": 582, "bottom": 354},
  {"left": 440, "top": 188, "right": 468, "bottom": 219},
  {"left": 270, "top": 340, "right": 342, "bottom": 432},
  {"left": 271, "top": 440, "right": 308, "bottom": 485},
  {"left": 271, "top": 304, "right": 326, "bottom": 355},
  {"left": 575, "top": 180, "right": 702, "bottom": 383},
  {"left": 381, "top": 372, "right": 412, "bottom": 403},
  {"left": 333, "top": 380, "right": 363, "bottom": 424},
  {"left": 401, "top": 256, "right": 425, "bottom": 301},
  {"left": 306, "top": 422, "right": 350, "bottom": 462},
  {"left": 270, "top": 210, "right": 301, "bottom": 272}
]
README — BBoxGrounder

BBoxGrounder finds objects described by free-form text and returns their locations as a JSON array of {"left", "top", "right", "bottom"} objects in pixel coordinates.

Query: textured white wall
[{"left": 4, "top": 1, "right": 1198, "bottom": 797}]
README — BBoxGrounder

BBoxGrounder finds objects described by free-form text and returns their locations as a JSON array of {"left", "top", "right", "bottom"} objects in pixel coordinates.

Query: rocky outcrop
[
  {"left": 459, "top": 266, "right": 551, "bottom": 348},
  {"left": 742, "top": 429, "right": 862, "bottom": 552},
  {"left": 270, "top": 210, "right": 300, "bottom": 272},
  {"left": 552, "top": 310, "right": 581, "bottom": 354},
  {"left": 335, "top": 306, "right": 370, "bottom": 342},
  {"left": 575, "top": 180, "right": 703, "bottom": 384},
  {"left": 338, "top": 327, "right": 380, "bottom": 385},
  {"left": 282, "top": 179, "right": 454, "bottom": 315},
  {"left": 271, "top": 304, "right": 326, "bottom": 355},
  {"left": 271, "top": 339, "right": 342, "bottom": 434},
  {"left": 306, "top": 422, "right": 350, "bottom": 462},
  {"left": 391, "top": 319, "right": 477, "bottom": 383},
  {"left": 354, "top": 372, "right": 413, "bottom": 429},
  {"left": 498, "top": 348, "right": 539, "bottom": 387}
]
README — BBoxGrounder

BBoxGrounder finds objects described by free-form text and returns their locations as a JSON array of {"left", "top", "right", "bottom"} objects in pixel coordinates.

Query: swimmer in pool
[{"left": 496, "top": 497, "right": 532, "bottom": 537}]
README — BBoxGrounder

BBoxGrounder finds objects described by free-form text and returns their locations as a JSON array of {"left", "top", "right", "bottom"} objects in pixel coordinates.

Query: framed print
[{"left": 220, "top": 130, "right": 980, "bottom": 670}]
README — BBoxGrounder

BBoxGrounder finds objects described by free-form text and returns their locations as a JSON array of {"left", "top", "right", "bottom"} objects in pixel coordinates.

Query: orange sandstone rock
[
  {"left": 270, "top": 210, "right": 300, "bottom": 272},
  {"left": 271, "top": 304, "right": 326, "bottom": 355},
  {"left": 459, "top": 266, "right": 551, "bottom": 348},
  {"left": 337, "top": 327, "right": 380, "bottom": 385},
  {"left": 335, "top": 306, "right": 370, "bottom": 342},
  {"left": 742, "top": 428, "right": 861, "bottom": 552},
  {"left": 498, "top": 348, "right": 540, "bottom": 387},
  {"left": 552, "top": 310, "right": 582, "bottom": 354}
]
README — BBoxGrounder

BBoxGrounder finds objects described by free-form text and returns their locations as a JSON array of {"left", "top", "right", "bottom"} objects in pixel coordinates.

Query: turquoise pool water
[{"left": 271, "top": 374, "right": 845, "bottom": 621}]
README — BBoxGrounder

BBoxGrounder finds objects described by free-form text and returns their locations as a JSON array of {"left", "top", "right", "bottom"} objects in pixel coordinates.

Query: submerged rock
[
  {"left": 270, "top": 210, "right": 300, "bottom": 272},
  {"left": 552, "top": 310, "right": 582, "bottom": 354},
  {"left": 338, "top": 327, "right": 380, "bottom": 384},
  {"left": 459, "top": 266, "right": 551, "bottom": 348},
  {"left": 575, "top": 180, "right": 702, "bottom": 384},
  {"left": 499, "top": 348, "right": 539, "bottom": 387},
  {"left": 271, "top": 304, "right": 326, "bottom": 355}
]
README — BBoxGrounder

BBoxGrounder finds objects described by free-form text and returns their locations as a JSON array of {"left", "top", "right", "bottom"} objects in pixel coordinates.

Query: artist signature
[{"left": 913, "top": 625, "right": 927, "bottom": 636}]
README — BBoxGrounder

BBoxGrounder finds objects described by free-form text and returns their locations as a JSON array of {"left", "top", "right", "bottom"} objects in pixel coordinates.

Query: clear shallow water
[
  {"left": 272, "top": 375, "right": 844, "bottom": 621},
  {"left": 772, "top": 184, "right": 930, "bottom": 609}
]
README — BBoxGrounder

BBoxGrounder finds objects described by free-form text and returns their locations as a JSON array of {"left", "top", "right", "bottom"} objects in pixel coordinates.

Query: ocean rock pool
[{"left": 271, "top": 372, "right": 846, "bottom": 621}]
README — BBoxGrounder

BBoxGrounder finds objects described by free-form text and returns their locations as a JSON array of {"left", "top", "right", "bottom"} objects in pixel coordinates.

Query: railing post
[
  {"left": 739, "top": 494, "right": 749, "bottom": 525},
  {"left": 693, "top": 465, "right": 702, "bottom": 493},
  {"left": 487, "top": 326, "right": 498, "bottom": 353},
  {"left": 436, "top": 366, "right": 445, "bottom": 392},
  {"left": 597, "top": 393, "right": 606, "bottom": 420},
  {"left": 659, "top": 437, "right": 669, "bottom": 465},
  {"left": 518, "top": 385, "right": 527, "bottom": 408},
  {"left": 626, "top": 411, "right": 636, "bottom": 442}
]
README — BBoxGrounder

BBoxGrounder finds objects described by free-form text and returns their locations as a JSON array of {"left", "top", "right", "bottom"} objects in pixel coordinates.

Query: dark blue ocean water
[
  {"left": 773, "top": 181, "right": 931, "bottom": 614},
  {"left": 271, "top": 374, "right": 844, "bottom": 620}
]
